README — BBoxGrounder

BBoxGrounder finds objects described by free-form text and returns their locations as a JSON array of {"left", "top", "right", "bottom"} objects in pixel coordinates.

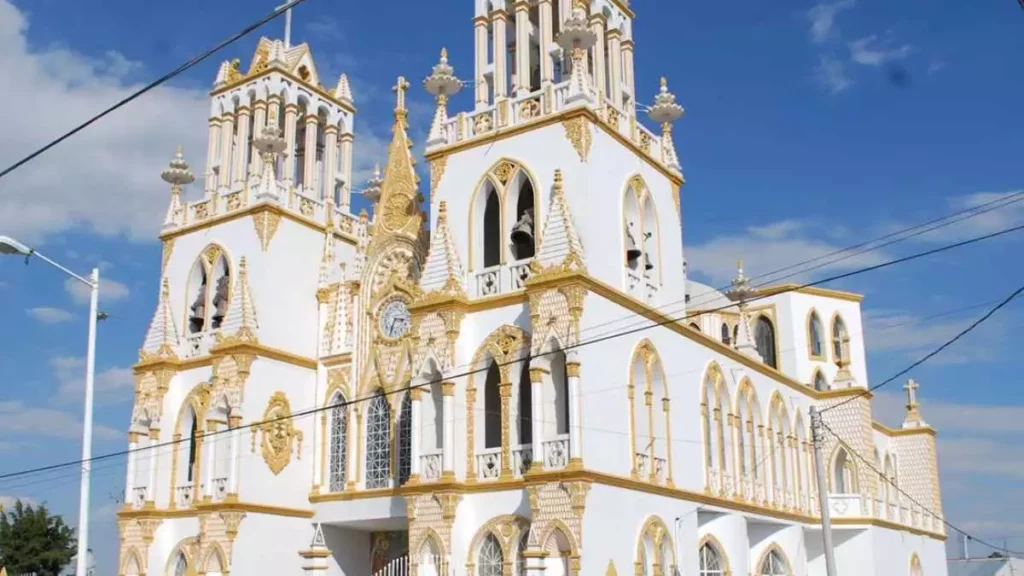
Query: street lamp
[{"left": 0, "top": 235, "right": 99, "bottom": 576}]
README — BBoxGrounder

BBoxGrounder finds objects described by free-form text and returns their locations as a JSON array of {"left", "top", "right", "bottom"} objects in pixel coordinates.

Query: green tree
[{"left": 0, "top": 499, "right": 76, "bottom": 576}]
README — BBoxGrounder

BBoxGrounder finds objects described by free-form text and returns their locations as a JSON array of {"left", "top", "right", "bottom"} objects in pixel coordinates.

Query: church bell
[
  {"left": 510, "top": 209, "right": 535, "bottom": 254},
  {"left": 625, "top": 223, "right": 642, "bottom": 263},
  {"left": 643, "top": 232, "right": 654, "bottom": 271}
]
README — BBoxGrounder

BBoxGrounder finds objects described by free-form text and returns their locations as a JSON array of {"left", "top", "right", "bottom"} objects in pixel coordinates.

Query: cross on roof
[
  {"left": 276, "top": 1, "right": 296, "bottom": 48},
  {"left": 904, "top": 378, "right": 919, "bottom": 408},
  {"left": 392, "top": 76, "right": 410, "bottom": 114}
]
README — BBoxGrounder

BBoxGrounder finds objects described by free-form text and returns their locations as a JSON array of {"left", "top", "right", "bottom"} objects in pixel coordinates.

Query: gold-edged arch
[
  {"left": 181, "top": 242, "right": 235, "bottom": 336},
  {"left": 635, "top": 515, "right": 677, "bottom": 573},
  {"left": 806, "top": 307, "right": 826, "bottom": 361},
  {"left": 697, "top": 533, "right": 732, "bottom": 575},
  {"left": 466, "top": 157, "right": 543, "bottom": 272},
  {"left": 753, "top": 542, "right": 794, "bottom": 576},
  {"left": 621, "top": 174, "right": 664, "bottom": 285},
  {"left": 119, "top": 545, "right": 146, "bottom": 575},
  {"left": 464, "top": 514, "right": 531, "bottom": 573},
  {"left": 829, "top": 311, "right": 850, "bottom": 364}
]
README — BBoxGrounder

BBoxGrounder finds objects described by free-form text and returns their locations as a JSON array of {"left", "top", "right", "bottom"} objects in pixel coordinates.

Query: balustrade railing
[
  {"left": 132, "top": 486, "right": 148, "bottom": 508},
  {"left": 542, "top": 436, "right": 569, "bottom": 470},
  {"left": 212, "top": 477, "right": 229, "bottom": 501},
  {"left": 635, "top": 452, "right": 650, "bottom": 479},
  {"left": 420, "top": 452, "right": 443, "bottom": 481},
  {"left": 476, "top": 449, "right": 501, "bottom": 480},
  {"left": 513, "top": 445, "right": 533, "bottom": 477},
  {"left": 175, "top": 484, "right": 194, "bottom": 508},
  {"left": 653, "top": 457, "right": 667, "bottom": 484},
  {"left": 473, "top": 260, "right": 533, "bottom": 297}
]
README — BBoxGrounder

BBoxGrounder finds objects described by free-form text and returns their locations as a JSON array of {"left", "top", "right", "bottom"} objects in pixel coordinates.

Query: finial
[
  {"left": 392, "top": 76, "right": 410, "bottom": 115},
  {"left": 440, "top": 47, "right": 448, "bottom": 61},
  {"left": 737, "top": 259, "right": 743, "bottom": 273},
  {"left": 373, "top": 163, "right": 381, "bottom": 180},
  {"left": 161, "top": 147, "right": 195, "bottom": 187},
  {"left": 554, "top": 168, "right": 564, "bottom": 186},
  {"left": 660, "top": 77, "right": 667, "bottom": 90},
  {"left": 176, "top": 144, "right": 183, "bottom": 156},
  {"left": 648, "top": 76, "right": 684, "bottom": 125}
]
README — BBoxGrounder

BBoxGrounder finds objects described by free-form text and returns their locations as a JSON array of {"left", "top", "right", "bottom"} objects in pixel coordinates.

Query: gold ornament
[
  {"left": 252, "top": 210, "right": 281, "bottom": 251},
  {"left": 251, "top": 392, "right": 303, "bottom": 475},
  {"left": 562, "top": 116, "right": 592, "bottom": 162}
]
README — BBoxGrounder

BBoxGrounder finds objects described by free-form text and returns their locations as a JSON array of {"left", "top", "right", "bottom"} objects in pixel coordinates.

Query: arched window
[
  {"left": 808, "top": 311, "right": 825, "bottom": 359},
  {"left": 755, "top": 316, "right": 777, "bottom": 369},
  {"left": 397, "top": 393, "right": 412, "bottom": 485},
  {"left": 698, "top": 542, "right": 725, "bottom": 576},
  {"left": 187, "top": 261, "right": 209, "bottom": 334},
  {"left": 295, "top": 101, "right": 309, "bottom": 188},
  {"left": 833, "top": 448, "right": 857, "bottom": 493},
  {"left": 832, "top": 315, "right": 849, "bottom": 363},
  {"left": 478, "top": 533, "right": 503, "bottom": 576},
  {"left": 758, "top": 549, "right": 788, "bottom": 575},
  {"left": 640, "top": 193, "right": 659, "bottom": 281},
  {"left": 510, "top": 178, "right": 536, "bottom": 261},
  {"left": 720, "top": 323, "right": 731, "bottom": 345},
  {"left": 365, "top": 390, "right": 391, "bottom": 489},
  {"left": 518, "top": 361, "right": 532, "bottom": 445},
  {"left": 910, "top": 553, "right": 923, "bottom": 576},
  {"left": 186, "top": 417, "right": 198, "bottom": 482},
  {"left": 483, "top": 187, "right": 502, "bottom": 268},
  {"left": 171, "top": 552, "right": 189, "bottom": 576},
  {"left": 814, "top": 370, "right": 829, "bottom": 392},
  {"left": 484, "top": 362, "right": 502, "bottom": 449},
  {"left": 328, "top": 395, "right": 348, "bottom": 491}
]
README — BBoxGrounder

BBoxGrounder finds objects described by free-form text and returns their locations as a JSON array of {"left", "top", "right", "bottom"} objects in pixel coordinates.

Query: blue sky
[{"left": 0, "top": 0, "right": 1022, "bottom": 570}]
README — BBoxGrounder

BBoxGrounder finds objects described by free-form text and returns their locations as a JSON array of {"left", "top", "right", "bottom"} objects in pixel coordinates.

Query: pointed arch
[
  {"left": 165, "top": 538, "right": 198, "bottom": 576},
  {"left": 327, "top": 388, "right": 350, "bottom": 491},
  {"left": 733, "top": 377, "right": 764, "bottom": 488},
  {"left": 621, "top": 175, "right": 663, "bottom": 297},
  {"left": 636, "top": 515, "right": 677, "bottom": 573},
  {"left": 171, "top": 385, "right": 209, "bottom": 501},
  {"left": 754, "top": 543, "right": 793, "bottom": 575},
  {"left": 468, "top": 158, "right": 543, "bottom": 272},
  {"left": 697, "top": 533, "right": 730, "bottom": 576},
  {"left": 700, "top": 361, "right": 732, "bottom": 493},
  {"left": 365, "top": 387, "right": 392, "bottom": 489},
  {"left": 415, "top": 527, "right": 448, "bottom": 558},
  {"left": 203, "top": 542, "right": 228, "bottom": 574},
  {"left": 811, "top": 368, "right": 829, "bottom": 392},
  {"left": 829, "top": 445, "right": 859, "bottom": 494},
  {"left": 830, "top": 312, "right": 850, "bottom": 364},
  {"left": 807, "top": 308, "right": 826, "bottom": 360},
  {"left": 767, "top": 392, "right": 792, "bottom": 507},
  {"left": 627, "top": 339, "right": 671, "bottom": 483},
  {"left": 755, "top": 315, "right": 778, "bottom": 369},
  {"left": 909, "top": 552, "right": 923, "bottom": 576},
  {"left": 539, "top": 518, "right": 581, "bottom": 557},
  {"left": 120, "top": 546, "right": 145, "bottom": 575},
  {"left": 465, "top": 514, "right": 531, "bottom": 572}
]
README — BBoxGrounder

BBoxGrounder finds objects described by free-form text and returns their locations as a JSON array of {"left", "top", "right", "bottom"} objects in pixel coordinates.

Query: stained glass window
[
  {"left": 365, "top": 391, "right": 391, "bottom": 489},
  {"left": 329, "top": 397, "right": 347, "bottom": 491}
]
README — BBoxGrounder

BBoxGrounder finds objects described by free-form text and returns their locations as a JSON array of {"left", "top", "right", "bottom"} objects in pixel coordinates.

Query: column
[
  {"left": 529, "top": 368, "right": 545, "bottom": 472},
  {"left": 663, "top": 397, "right": 674, "bottom": 487},
  {"left": 302, "top": 114, "right": 319, "bottom": 194},
  {"left": 282, "top": 103, "right": 299, "bottom": 189},
  {"left": 474, "top": 16, "right": 490, "bottom": 108},
  {"left": 346, "top": 406, "right": 361, "bottom": 488},
  {"left": 491, "top": 10, "right": 510, "bottom": 101},
  {"left": 339, "top": 133, "right": 354, "bottom": 209},
  {"left": 217, "top": 112, "right": 235, "bottom": 190},
  {"left": 645, "top": 388, "right": 655, "bottom": 480},
  {"left": 229, "top": 416, "right": 241, "bottom": 496},
  {"left": 147, "top": 428, "right": 159, "bottom": 507},
  {"left": 409, "top": 388, "right": 423, "bottom": 480},
  {"left": 323, "top": 125, "right": 339, "bottom": 203},
  {"left": 441, "top": 382, "right": 456, "bottom": 479},
  {"left": 233, "top": 105, "right": 251, "bottom": 186},
  {"left": 538, "top": 0, "right": 554, "bottom": 86},
  {"left": 125, "top": 432, "right": 138, "bottom": 507},
  {"left": 250, "top": 100, "right": 267, "bottom": 177},
  {"left": 514, "top": 0, "right": 531, "bottom": 95},
  {"left": 606, "top": 29, "right": 623, "bottom": 109},
  {"left": 566, "top": 357, "right": 582, "bottom": 467},
  {"left": 499, "top": 380, "right": 513, "bottom": 478},
  {"left": 622, "top": 39, "right": 636, "bottom": 111},
  {"left": 204, "top": 420, "right": 218, "bottom": 500},
  {"left": 204, "top": 118, "right": 221, "bottom": 195},
  {"left": 589, "top": 14, "right": 607, "bottom": 99}
]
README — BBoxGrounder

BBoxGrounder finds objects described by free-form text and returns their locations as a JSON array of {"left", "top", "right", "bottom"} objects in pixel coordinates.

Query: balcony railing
[
  {"left": 512, "top": 445, "right": 533, "bottom": 477},
  {"left": 476, "top": 449, "right": 501, "bottom": 480},
  {"left": 420, "top": 452, "right": 443, "bottom": 482},
  {"left": 653, "top": 456, "right": 667, "bottom": 484},
  {"left": 212, "top": 477, "right": 229, "bottom": 501},
  {"left": 132, "top": 486, "right": 148, "bottom": 508},
  {"left": 175, "top": 484, "right": 195, "bottom": 508},
  {"left": 635, "top": 452, "right": 650, "bottom": 479},
  {"left": 542, "top": 435, "right": 569, "bottom": 470},
  {"left": 473, "top": 260, "right": 534, "bottom": 298}
]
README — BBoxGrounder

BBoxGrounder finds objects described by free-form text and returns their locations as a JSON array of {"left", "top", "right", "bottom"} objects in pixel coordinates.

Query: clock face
[{"left": 378, "top": 299, "right": 411, "bottom": 340}]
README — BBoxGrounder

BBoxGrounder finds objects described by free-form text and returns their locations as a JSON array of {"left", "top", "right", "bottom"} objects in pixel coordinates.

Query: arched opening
[
  {"left": 419, "top": 537, "right": 442, "bottom": 576},
  {"left": 698, "top": 541, "right": 725, "bottom": 576},
  {"left": 758, "top": 548, "right": 788, "bottom": 575},
  {"left": 483, "top": 362, "right": 502, "bottom": 449},
  {"left": 328, "top": 392, "right": 349, "bottom": 491},
  {"left": 210, "top": 256, "right": 230, "bottom": 330},
  {"left": 510, "top": 177, "right": 536, "bottom": 261},
  {"left": 813, "top": 370, "right": 829, "bottom": 392},
  {"left": 623, "top": 186, "right": 642, "bottom": 275},
  {"left": 794, "top": 413, "right": 806, "bottom": 510},
  {"left": 832, "top": 315, "right": 849, "bottom": 364},
  {"left": 123, "top": 549, "right": 143, "bottom": 575},
  {"left": 483, "top": 186, "right": 502, "bottom": 268},
  {"left": 518, "top": 360, "right": 532, "bottom": 446},
  {"left": 544, "top": 351, "right": 569, "bottom": 438},
  {"left": 365, "top": 390, "right": 391, "bottom": 489},
  {"left": 171, "top": 552, "right": 189, "bottom": 576},
  {"left": 477, "top": 533, "right": 503, "bottom": 576},
  {"left": 631, "top": 353, "right": 649, "bottom": 474},
  {"left": 720, "top": 323, "right": 731, "bottom": 345},
  {"left": 174, "top": 405, "right": 200, "bottom": 493},
  {"left": 315, "top": 108, "right": 329, "bottom": 199},
  {"left": 397, "top": 393, "right": 413, "bottom": 485},
  {"left": 640, "top": 194, "right": 659, "bottom": 281},
  {"left": 884, "top": 454, "right": 896, "bottom": 508},
  {"left": 543, "top": 527, "right": 571, "bottom": 576},
  {"left": 808, "top": 311, "right": 825, "bottom": 359},
  {"left": 295, "top": 100, "right": 309, "bottom": 189},
  {"left": 755, "top": 316, "right": 778, "bottom": 369},
  {"left": 204, "top": 548, "right": 225, "bottom": 576},
  {"left": 910, "top": 553, "right": 923, "bottom": 576},
  {"left": 833, "top": 447, "right": 857, "bottom": 493},
  {"left": 187, "top": 260, "right": 209, "bottom": 334}
]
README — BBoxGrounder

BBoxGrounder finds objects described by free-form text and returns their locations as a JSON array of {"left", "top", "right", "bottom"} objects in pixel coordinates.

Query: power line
[
  {"left": 819, "top": 420, "right": 1024, "bottom": 557},
  {"left": 3, "top": 220, "right": 1022, "bottom": 484},
  {"left": 821, "top": 278, "right": 1024, "bottom": 415},
  {"left": 0, "top": 0, "right": 308, "bottom": 181}
]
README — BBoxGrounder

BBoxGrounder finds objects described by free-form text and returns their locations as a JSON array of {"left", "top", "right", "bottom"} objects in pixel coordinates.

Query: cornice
[
  {"left": 872, "top": 421, "right": 937, "bottom": 438},
  {"left": 117, "top": 500, "right": 313, "bottom": 519},
  {"left": 209, "top": 67, "right": 357, "bottom": 115},
  {"left": 755, "top": 284, "right": 865, "bottom": 303},
  {"left": 133, "top": 342, "right": 317, "bottom": 374},
  {"left": 157, "top": 202, "right": 359, "bottom": 246}
]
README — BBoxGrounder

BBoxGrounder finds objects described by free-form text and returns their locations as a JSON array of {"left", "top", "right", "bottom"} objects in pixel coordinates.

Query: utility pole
[{"left": 810, "top": 406, "right": 838, "bottom": 576}]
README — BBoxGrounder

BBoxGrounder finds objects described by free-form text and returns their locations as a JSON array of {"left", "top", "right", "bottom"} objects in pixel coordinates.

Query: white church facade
[{"left": 116, "top": 1, "right": 947, "bottom": 574}]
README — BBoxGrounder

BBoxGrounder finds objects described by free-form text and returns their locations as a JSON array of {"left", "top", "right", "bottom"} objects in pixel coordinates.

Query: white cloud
[
  {"left": 0, "top": 400, "right": 120, "bottom": 440},
  {"left": 937, "top": 438, "right": 1024, "bottom": 480},
  {"left": 806, "top": 0, "right": 856, "bottom": 44},
  {"left": 873, "top": 391, "right": 1024, "bottom": 436},
  {"left": 863, "top": 308, "right": 1006, "bottom": 365},
  {"left": 0, "top": 0, "right": 208, "bottom": 243},
  {"left": 813, "top": 54, "right": 853, "bottom": 94},
  {"left": 927, "top": 60, "right": 946, "bottom": 75},
  {"left": 26, "top": 306, "right": 75, "bottom": 323},
  {"left": 686, "top": 219, "right": 887, "bottom": 286},
  {"left": 893, "top": 190, "right": 1024, "bottom": 244},
  {"left": 848, "top": 34, "right": 913, "bottom": 66},
  {"left": 51, "top": 355, "right": 134, "bottom": 404},
  {"left": 64, "top": 275, "right": 129, "bottom": 305},
  {"left": 0, "top": 496, "right": 40, "bottom": 509}
]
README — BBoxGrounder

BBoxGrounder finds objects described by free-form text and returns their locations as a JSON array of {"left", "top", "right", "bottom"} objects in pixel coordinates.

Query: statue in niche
[
  {"left": 189, "top": 276, "right": 207, "bottom": 333},
  {"left": 211, "top": 273, "right": 230, "bottom": 329}
]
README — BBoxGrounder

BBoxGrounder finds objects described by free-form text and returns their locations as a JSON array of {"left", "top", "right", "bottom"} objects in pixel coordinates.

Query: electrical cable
[
  {"left": 0, "top": 0, "right": 309, "bottom": 181},
  {"left": 3, "top": 220, "right": 1022, "bottom": 484},
  {"left": 821, "top": 279, "right": 1024, "bottom": 415}
]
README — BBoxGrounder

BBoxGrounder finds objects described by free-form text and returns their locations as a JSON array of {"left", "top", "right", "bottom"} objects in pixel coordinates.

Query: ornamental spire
[
  {"left": 419, "top": 201, "right": 466, "bottom": 296},
  {"left": 534, "top": 169, "right": 586, "bottom": 272},
  {"left": 141, "top": 278, "right": 180, "bottom": 360},
  {"left": 219, "top": 257, "right": 259, "bottom": 343}
]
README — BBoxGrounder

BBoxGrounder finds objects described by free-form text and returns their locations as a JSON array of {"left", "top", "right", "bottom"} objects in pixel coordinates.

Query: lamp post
[{"left": 0, "top": 235, "right": 99, "bottom": 576}]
